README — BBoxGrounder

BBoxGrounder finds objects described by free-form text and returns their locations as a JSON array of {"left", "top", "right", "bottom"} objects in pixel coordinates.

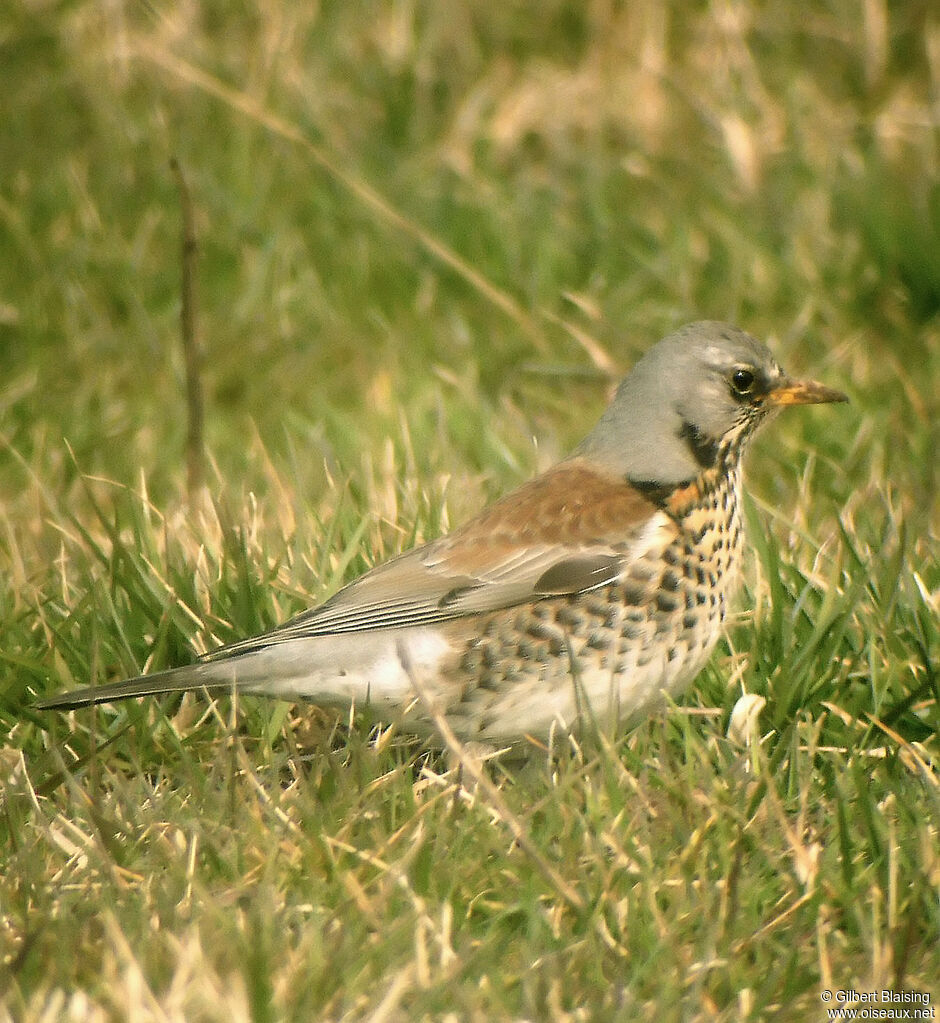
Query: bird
[{"left": 37, "top": 322, "right": 848, "bottom": 744}]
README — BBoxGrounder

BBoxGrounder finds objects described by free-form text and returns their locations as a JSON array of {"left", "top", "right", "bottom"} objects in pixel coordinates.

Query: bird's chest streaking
[{"left": 448, "top": 465, "right": 744, "bottom": 742}]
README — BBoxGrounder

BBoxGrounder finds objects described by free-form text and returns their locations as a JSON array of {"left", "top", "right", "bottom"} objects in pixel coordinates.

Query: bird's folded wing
[
  {"left": 205, "top": 461, "right": 669, "bottom": 659},
  {"left": 204, "top": 544, "right": 627, "bottom": 660}
]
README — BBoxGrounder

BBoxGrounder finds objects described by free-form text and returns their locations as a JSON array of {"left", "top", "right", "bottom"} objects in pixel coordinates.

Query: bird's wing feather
[{"left": 206, "top": 461, "right": 667, "bottom": 659}]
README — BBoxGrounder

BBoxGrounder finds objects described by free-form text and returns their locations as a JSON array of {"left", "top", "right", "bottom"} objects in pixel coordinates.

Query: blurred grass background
[{"left": 0, "top": 1, "right": 938, "bottom": 1020}]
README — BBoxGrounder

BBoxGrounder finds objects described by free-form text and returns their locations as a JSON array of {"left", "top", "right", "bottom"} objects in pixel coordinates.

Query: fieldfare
[{"left": 38, "top": 322, "right": 847, "bottom": 742}]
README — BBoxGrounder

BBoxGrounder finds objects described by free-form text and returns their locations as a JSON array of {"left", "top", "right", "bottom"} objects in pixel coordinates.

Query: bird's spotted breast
[{"left": 445, "top": 465, "right": 745, "bottom": 741}]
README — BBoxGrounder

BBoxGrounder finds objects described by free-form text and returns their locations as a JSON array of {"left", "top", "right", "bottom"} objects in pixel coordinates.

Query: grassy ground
[{"left": 1, "top": 1, "right": 938, "bottom": 1019}]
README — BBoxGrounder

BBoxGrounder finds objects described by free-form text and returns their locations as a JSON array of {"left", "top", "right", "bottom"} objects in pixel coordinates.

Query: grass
[{"left": 1, "top": 0, "right": 938, "bottom": 1019}]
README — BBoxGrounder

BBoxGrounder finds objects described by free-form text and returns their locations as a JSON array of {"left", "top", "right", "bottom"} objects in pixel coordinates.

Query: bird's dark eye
[{"left": 731, "top": 368, "right": 756, "bottom": 396}]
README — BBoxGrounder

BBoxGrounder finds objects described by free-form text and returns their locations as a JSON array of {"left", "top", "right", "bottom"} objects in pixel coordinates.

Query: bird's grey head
[{"left": 575, "top": 322, "right": 793, "bottom": 486}]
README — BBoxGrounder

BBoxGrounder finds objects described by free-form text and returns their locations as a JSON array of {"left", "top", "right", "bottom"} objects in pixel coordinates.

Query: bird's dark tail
[{"left": 35, "top": 661, "right": 236, "bottom": 711}]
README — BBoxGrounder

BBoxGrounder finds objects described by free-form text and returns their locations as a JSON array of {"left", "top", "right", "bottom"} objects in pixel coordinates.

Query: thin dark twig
[
  {"left": 144, "top": 46, "right": 544, "bottom": 351},
  {"left": 170, "top": 157, "right": 205, "bottom": 498}
]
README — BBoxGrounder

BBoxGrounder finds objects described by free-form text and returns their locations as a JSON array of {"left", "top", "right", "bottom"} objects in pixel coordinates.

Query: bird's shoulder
[{"left": 441, "top": 456, "right": 666, "bottom": 553}]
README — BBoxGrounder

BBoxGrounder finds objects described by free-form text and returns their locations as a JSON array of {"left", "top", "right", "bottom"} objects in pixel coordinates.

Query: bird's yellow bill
[{"left": 767, "top": 379, "right": 849, "bottom": 406}]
